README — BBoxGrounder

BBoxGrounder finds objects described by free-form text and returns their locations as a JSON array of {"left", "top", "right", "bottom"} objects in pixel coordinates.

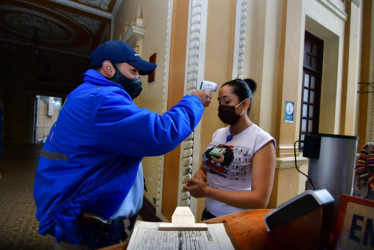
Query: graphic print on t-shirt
[{"left": 203, "top": 144, "right": 251, "bottom": 181}]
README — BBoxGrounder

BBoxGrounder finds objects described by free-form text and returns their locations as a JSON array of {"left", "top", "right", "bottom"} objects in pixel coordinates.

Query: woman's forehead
[{"left": 219, "top": 85, "right": 235, "bottom": 97}]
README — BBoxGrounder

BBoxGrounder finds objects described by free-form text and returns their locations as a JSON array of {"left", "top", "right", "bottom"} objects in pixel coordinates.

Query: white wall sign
[{"left": 285, "top": 101, "right": 294, "bottom": 123}]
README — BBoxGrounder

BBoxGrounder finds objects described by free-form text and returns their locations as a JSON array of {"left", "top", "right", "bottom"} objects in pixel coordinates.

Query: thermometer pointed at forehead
[{"left": 199, "top": 80, "right": 217, "bottom": 92}]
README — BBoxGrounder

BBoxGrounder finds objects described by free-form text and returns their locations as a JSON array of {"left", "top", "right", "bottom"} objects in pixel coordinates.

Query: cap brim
[{"left": 128, "top": 59, "right": 157, "bottom": 75}]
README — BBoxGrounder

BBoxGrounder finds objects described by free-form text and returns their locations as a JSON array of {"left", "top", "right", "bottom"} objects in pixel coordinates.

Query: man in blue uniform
[{"left": 33, "top": 41, "right": 211, "bottom": 249}]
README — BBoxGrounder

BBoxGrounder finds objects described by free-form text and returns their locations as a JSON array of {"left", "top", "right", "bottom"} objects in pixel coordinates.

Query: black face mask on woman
[
  {"left": 218, "top": 100, "right": 245, "bottom": 125},
  {"left": 110, "top": 64, "right": 143, "bottom": 99}
]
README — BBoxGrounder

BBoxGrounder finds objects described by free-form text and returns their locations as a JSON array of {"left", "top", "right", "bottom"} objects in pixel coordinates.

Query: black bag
[
  {"left": 82, "top": 212, "right": 137, "bottom": 249},
  {"left": 86, "top": 219, "right": 127, "bottom": 249}
]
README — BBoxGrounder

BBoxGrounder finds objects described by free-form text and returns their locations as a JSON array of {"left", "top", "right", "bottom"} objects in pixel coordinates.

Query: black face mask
[
  {"left": 218, "top": 100, "right": 245, "bottom": 125},
  {"left": 111, "top": 64, "right": 143, "bottom": 99}
]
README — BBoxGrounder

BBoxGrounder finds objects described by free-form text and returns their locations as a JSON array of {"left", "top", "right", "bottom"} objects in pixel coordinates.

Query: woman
[
  {"left": 354, "top": 142, "right": 374, "bottom": 200},
  {"left": 184, "top": 78, "right": 276, "bottom": 220}
]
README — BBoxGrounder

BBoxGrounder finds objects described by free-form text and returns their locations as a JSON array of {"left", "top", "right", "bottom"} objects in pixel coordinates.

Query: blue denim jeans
[{"left": 201, "top": 208, "right": 216, "bottom": 221}]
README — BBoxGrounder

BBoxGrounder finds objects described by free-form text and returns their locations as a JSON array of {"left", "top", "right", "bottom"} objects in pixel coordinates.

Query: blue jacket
[{"left": 33, "top": 69, "right": 204, "bottom": 243}]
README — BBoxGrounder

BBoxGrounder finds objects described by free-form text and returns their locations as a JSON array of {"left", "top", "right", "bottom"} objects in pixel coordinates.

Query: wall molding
[
  {"left": 276, "top": 156, "right": 309, "bottom": 169},
  {"left": 232, "top": 0, "right": 248, "bottom": 79},
  {"left": 318, "top": 0, "right": 348, "bottom": 20},
  {"left": 155, "top": 0, "right": 173, "bottom": 220},
  {"left": 178, "top": 0, "right": 208, "bottom": 215}
]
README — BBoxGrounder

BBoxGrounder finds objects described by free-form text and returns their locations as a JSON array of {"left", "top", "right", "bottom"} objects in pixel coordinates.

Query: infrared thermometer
[{"left": 199, "top": 80, "right": 217, "bottom": 92}]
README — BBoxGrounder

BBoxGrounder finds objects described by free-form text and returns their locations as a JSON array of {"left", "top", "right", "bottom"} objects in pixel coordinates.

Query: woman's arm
[
  {"left": 194, "top": 164, "right": 207, "bottom": 181},
  {"left": 370, "top": 183, "right": 374, "bottom": 192},
  {"left": 184, "top": 141, "right": 276, "bottom": 209},
  {"left": 185, "top": 164, "right": 207, "bottom": 185}
]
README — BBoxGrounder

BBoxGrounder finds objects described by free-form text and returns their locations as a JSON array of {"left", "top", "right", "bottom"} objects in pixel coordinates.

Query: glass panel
[
  {"left": 304, "top": 74, "right": 310, "bottom": 87},
  {"left": 305, "top": 40, "right": 311, "bottom": 52},
  {"left": 302, "top": 104, "right": 308, "bottom": 117},
  {"left": 301, "top": 119, "right": 307, "bottom": 132},
  {"left": 308, "top": 120, "right": 313, "bottom": 132},
  {"left": 300, "top": 134, "right": 305, "bottom": 141},
  {"left": 303, "top": 89, "right": 309, "bottom": 102},
  {"left": 312, "top": 44, "right": 317, "bottom": 54},
  {"left": 311, "top": 76, "right": 315, "bottom": 89},
  {"left": 311, "top": 57, "right": 317, "bottom": 69},
  {"left": 310, "top": 90, "right": 315, "bottom": 103},
  {"left": 309, "top": 106, "right": 314, "bottom": 118},
  {"left": 305, "top": 55, "right": 311, "bottom": 67}
]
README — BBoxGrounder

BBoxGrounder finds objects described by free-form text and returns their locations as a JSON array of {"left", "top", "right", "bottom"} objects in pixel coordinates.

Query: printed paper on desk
[{"left": 127, "top": 221, "right": 234, "bottom": 250}]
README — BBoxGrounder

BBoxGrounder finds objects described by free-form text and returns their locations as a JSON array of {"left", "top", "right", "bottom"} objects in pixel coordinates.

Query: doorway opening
[{"left": 32, "top": 95, "right": 62, "bottom": 144}]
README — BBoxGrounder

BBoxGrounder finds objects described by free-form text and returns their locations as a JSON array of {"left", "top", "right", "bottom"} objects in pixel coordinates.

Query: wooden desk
[
  {"left": 204, "top": 209, "right": 288, "bottom": 250},
  {"left": 101, "top": 209, "right": 287, "bottom": 250}
]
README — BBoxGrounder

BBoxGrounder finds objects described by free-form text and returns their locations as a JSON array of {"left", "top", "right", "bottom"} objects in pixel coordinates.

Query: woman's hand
[
  {"left": 370, "top": 183, "right": 374, "bottom": 192},
  {"left": 183, "top": 178, "right": 209, "bottom": 198}
]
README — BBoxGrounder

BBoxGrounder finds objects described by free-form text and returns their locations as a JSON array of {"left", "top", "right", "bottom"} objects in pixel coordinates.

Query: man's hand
[{"left": 191, "top": 90, "right": 212, "bottom": 107}]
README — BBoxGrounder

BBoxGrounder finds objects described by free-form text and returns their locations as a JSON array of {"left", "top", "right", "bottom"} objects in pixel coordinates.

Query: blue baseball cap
[{"left": 90, "top": 41, "right": 157, "bottom": 75}]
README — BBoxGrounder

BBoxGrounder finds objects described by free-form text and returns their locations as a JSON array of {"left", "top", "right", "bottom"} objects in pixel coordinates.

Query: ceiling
[{"left": 0, "top": 0, "right": 122, "bottom": 93}]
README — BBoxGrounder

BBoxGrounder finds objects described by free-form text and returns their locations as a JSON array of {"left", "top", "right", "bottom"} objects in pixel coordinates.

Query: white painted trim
[
  {"left": 318, "top": 0, "right": 347, "bottom": 21},
  {"left": 110, "top": 0, "right": 123, "bottom": 39},
  {"left": 156, "top": 0, "right": 173, "bottom": 220},
  {"left": 122, "top": 26, "right": 145, "bottom": 44},
  {"left": 112, "top": 0, "right": 123, "bottom": 16},
  {"left": 184, "top": 0, "right": 208, "bottom": 94},
  {"left": 232, "top": 0, "right": 248, "bottom": 79},
  {"left": 178, "top": 0, "right": 208, "bottom": 215},
  {"left": 276, "top": 156, "right": 309, "bottom": 169}
]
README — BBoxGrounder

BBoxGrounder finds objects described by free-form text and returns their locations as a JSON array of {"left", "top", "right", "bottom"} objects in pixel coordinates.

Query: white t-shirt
[
  {"left": 110, "top": 163, "right": 144, "bottom": 219},
  {"left": 203, "top": 124, "right": 275, "bottom": 217}
]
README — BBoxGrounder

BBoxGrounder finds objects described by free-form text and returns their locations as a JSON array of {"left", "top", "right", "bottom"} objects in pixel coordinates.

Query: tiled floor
[
  {"left": 0, "top": 144, "right": 149, "bottom": 249},
  {"left": 0, "top": 144, "right": 54, "bottom": 250}
]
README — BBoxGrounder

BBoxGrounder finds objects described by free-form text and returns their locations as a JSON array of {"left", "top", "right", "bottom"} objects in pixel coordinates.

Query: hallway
[{"left": 0, "top": 144, "right": 54, "bottom": 249}]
